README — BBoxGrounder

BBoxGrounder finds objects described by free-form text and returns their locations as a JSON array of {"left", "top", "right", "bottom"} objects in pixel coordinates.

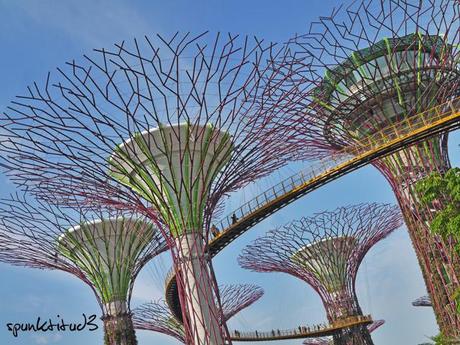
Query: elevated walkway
[
  {"left": 229, "top": 315, "right": 372, "bottom": 341},
  {"left": 166, "top": 97, "right": 460, "bottom": 323}
]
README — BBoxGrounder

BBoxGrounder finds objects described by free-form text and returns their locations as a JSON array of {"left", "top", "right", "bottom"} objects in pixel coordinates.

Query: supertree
[
  {"left": 259, "top": 0, "right": 460, "bottom": 336},
  {"left": 133, "top": 284, "right": 263, "bottom": 343},
  {"left": 238, "top": 203, "right": 403, "bottom": 345},
  {"left": 0, "top": 32, "right": 295, "bottom": 345},
  {"left": 0, "top": 193, "right": 167, "bottom": 345},
  {"left": 302, "top": 320, "right": 385, "bottom": 345},
  {"left": 413, "top": 295, "right": 433, "bottom": 307}
]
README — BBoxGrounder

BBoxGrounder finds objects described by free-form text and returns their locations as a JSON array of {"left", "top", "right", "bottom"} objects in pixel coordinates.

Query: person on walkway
[{"left": 211, "top": 224, "right": 220, "bottom": 237}]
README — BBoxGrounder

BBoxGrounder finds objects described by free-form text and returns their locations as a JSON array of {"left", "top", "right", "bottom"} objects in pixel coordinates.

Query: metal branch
[{"left": 133, "top": 284, "right": 263, "bottom": 343}]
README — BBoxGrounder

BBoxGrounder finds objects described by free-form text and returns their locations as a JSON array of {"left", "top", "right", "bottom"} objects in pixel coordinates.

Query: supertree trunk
[
  {"left": 332, "top": 324, "right": 373, "bottom": 345},
  {"left": 120, "top": 122, "right": 235, "bottom": 345},
  {"left": 175, "top": 232, "right": 226, "bottom": 345},
  {"left": 103, "top": 302, "right": 137, "bottom": 345},
  {"left": 375, "top": 136, "right": 460, "bottom": 335},
  {"left": 325, "top": 296, "right": 373, "bottom": 345}
]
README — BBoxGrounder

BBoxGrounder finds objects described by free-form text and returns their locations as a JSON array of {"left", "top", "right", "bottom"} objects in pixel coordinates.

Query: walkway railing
[
  {"left": 215, "top": 97, "right": 460, "bottom": 232},
  {"left": 229, "top": 315, "right": 373, "bottom": 341},
  {"left": 165, "top": 266, "right": 177, "bottom": 290}
]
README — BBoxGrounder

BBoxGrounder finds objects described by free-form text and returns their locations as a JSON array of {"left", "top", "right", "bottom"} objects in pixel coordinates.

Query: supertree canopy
[
  {"left": 0, "top": 194, "right": 167, "bottom": 345},
  {"left": 238, "top": 203, "right": 403, "bottom": 345},
  {"left": 302, "top": 320, "right": 385, "bottom": 345},
  {"left": 133, "top": 284, "right": 263, "bottom": 343},
  {"left": 412, "top": 295, "right": 432, "bottom": 307},
  {"left": 263, "top": 0, "right": 460, "bottom": 336},
  {"left": 0, "top": 32, "right": 295, "bottom": 345}
]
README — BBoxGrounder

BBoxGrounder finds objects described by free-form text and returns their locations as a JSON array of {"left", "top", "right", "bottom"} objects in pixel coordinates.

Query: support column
[
  {"left": 376, "top": 137, "right": 460, "bottom": 337},
  {"left": 102, "top": 301, "right": 137, "bottom": 345},
  {"left": 332, "top": 324, "right": 373, "bottom": 345},
  {"left": 176, "top": 232, "right": 226, "bottom": 345}
]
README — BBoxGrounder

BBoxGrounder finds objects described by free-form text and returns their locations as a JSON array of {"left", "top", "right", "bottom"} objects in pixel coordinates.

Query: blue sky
[{"left": 0, "top": 0, "right": 458, "bottom": 344}]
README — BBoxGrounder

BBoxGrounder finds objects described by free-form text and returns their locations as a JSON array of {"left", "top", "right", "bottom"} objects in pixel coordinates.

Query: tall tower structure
[
  {"left": 238, "top": 203, "right": 402, "bottom": 345},
  {"left": 272, "top": 0, "right": 460, "bottom": 335},
  {"left": 110, "top": 122, "right": 233, "bottom": 345},
  {"left": 0, "top": 32, "right": 295, "bottom": 345},
  {"left": 0, "top": 194, "right": 166, "bottom": 345}
]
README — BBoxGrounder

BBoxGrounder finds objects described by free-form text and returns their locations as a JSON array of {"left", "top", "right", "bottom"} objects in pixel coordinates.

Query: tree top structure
[
  {"left": 0, "top": 32, "right": 295, "bottom": 234},
  {"left": 239, "top": 203, "right": 402, "bottom": 344},
  {"left": 133, "top": 284, "right": 263, "bottom": 343},
  {"left": 0, "top": 32, "right": 297, "bottom": 345},
  {"left": 0, "top": 193, "right": 166, "bottom": 345},
  {"left": 239, "top": 203, "right": 402, "bottom": 320},
  {"left": 267, "top": 0, "right": 460, "bottom": 159}
]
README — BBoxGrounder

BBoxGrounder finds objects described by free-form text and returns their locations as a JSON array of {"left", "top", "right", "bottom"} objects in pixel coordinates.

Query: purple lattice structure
[
  {"left": 133, "top": 284, "right": 263, "bottom": 343},
  {"left": 218, "top": 284, "right": 264, "bottom": 322},
  {"left": 133, "top": 300, "right": 186, "bottom": 343},
  {"left": 238, "top": 203, "right": 402, "bottom": 345},
  {"left": 260, "top": 0, "right": 460, "bottom": 336},
  {"left": 412, "top": 295, "right": 432, "bottom": 307},
  {"left": 0, "top": 193, "right": 167, "bottom": 345},
  {"left": 0, "top": 32, "right": 295, "bottom": 345}
]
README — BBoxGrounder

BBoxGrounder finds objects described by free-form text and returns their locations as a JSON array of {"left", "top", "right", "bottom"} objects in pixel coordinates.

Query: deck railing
[
  {"left": 229, "top": 315, "right": 372, "bottom": 340},
  {"left": 216, "top": 97, "right": 460, "bottom": 232}
]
